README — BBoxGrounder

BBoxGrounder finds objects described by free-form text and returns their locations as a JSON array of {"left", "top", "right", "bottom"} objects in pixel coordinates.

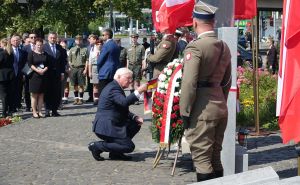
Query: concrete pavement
[{"left": 0, "top": 93, "right": 298, "bottom": 185}]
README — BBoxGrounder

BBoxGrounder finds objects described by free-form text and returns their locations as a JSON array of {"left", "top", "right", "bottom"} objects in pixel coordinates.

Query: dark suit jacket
[
  {"left": 13, "top": 48, "right": 27, "bottom": 77},
  {"left": 92, "top": 80, "right": 138, "bottom": 138},
  {"left": 97, "top": 39, "right": 120, "bottom": 80},
  {"left": 0, "top": 49, "right": 14, "bottom": 82},
  {"left": 22, "top": 44, "right": 33, "bottom": 54},
  {"left": 267, "top": 45, "right": 278, "bottom": 69},
  {"left": 43, "top": 43, "right": 67, "bottom": 75}
]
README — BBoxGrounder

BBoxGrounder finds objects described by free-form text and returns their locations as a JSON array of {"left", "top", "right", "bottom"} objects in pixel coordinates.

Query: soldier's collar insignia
[{"left": 186, "top": 53, "right": 192, "bottom": 61}]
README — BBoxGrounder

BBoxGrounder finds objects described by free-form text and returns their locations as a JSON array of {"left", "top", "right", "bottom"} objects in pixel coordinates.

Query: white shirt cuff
[{"left": 134, "top": 90, "right": 141, "bottom": 99}]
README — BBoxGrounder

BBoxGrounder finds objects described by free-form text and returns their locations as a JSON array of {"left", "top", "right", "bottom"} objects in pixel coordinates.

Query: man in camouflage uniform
[
  {"left": 127, "top": 34, "right": 145, "bottom": 96},
  {"left": 179, "top": 1, "right": 232, "bottom": 182},
  {"left": 146, "top": 34, "right": 176, "bottom": 79},
  {"left": 69, "top": 35, "right": 89, "bottom": 105}
]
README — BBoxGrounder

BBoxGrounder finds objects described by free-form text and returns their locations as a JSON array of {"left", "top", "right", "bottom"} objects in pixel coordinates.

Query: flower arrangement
[
  {"left": 237, "top": 66, "right": 278, "bottom": 130},
  {"left": 0, "top": 116, "right": 22, "bottom": 128},
  {"left": 151, "top": 59, "right": 184, "bottom": 144}
]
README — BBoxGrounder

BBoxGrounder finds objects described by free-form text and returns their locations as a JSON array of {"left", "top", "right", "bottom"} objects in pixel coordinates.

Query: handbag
[{"left": 21, "top": 64, "right": 33, "bottom": 76}]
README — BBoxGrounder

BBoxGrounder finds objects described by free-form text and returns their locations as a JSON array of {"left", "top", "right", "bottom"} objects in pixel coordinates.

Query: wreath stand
[{"left": 152, "top": 133, "right": 183, "bottom": 176}]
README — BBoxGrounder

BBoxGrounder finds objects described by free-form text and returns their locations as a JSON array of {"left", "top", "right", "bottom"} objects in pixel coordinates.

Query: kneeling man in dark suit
[{"left": 88, "top": 67, "right": 147, "bottom": 161}]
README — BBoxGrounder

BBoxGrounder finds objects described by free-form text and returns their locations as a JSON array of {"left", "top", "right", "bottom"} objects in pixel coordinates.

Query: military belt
[
  {"left": 197, "top": 81, "right": 220, "bottom": 88},
  {"left": 71, "top": 65, "right": 85, "bottom": 68}
]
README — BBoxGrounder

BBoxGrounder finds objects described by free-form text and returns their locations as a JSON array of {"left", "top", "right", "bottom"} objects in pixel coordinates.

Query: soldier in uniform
[
  {"left": 69, "top": 35, "right": 89, "bottom": 105},
  {"left": 127, "top": 34, "right": 145, "bottom": 95},
  {"left": 146, "top": 33, "right": 176, "bottom": 79},
  {"left": 179, "top": 1, "right": 232, "bottom": 182}
]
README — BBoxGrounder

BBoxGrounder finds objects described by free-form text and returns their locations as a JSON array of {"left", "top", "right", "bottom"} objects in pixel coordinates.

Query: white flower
[
  {"left": 175, "top": 82, "right": 180, "bottom": 87},
  {"left": 159, "top": 74, "right": 167, "bottom": 82},
  {"left": 178, "top": 89, "right": 181, "bottom": 95},
  {"left": 166, "top": 69, "right": 172, "bottom": 76},
  {"left": 167, "top": 62, "right": 174, "bottom": 68},
  {"left": 175, "top": 63, "right": 179, "bottom": 67},
  {"left": 160, "top": 90, "right": 166, "bottom": 94},
  {"left": 165, "top": 83, "right": 169, "bottom": 89},
  {"left": 174, "top": 92, "right": 179, "bottom": 96},
  {"left": 159, "top": 83, "right": 165, "bottom": 89},
  {"left": 163, "top": 68, "right": 168, "bottom": 73}
]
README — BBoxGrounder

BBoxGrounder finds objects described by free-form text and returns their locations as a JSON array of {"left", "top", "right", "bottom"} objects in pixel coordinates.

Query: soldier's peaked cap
[
  {"left": 75, "top": 34, "right": 83, "bottom": 40},
  {"left": 130, "top": 33, "right": 139, "bottom": 38},
  {"left": 193, "top": 1, "right": 218, "bottom": 20}
]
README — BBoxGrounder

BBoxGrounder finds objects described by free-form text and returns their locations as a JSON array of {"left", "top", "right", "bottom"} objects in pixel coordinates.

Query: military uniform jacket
[
  {"left": 179, "top": 31, "right": 232, "bottom": 121},
  {"left": 127, "top": 43, "right": 145, "bottom": 65},
  {"left": 147, "top": 39, "right": 176, "bottom": 78},
  {"left": 69, "top": 46, "right": 88, "bottom": 68}
]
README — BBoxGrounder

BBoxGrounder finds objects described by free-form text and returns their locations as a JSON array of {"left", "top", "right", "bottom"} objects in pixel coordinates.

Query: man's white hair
[{"left": 114, "top": 67, "right": 133, "bottom": 80}]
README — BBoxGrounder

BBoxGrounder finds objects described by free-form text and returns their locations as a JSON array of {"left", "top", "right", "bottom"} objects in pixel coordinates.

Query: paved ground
[{"left": 0, "top": 92, "right": 298, "bottom": 185}]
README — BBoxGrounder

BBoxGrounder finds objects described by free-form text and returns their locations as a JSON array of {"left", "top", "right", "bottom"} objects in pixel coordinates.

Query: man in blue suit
[
  {"left": 88, "top": 68, "right": 147, "bottom": 161},
  {"left": 10, "top": 34, "right": 26, "bottom": 112},
  {"left": 97, "top": 28, "right": 120, "bottom": 96}
]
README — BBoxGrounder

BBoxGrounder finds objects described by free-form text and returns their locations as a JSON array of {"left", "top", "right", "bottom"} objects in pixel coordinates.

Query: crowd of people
[{"left": 0, "top": 24, "right": 193, "bottom": 118}]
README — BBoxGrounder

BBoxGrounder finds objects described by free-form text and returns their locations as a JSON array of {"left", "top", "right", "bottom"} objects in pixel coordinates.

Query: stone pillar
[{"left": 218, "top": 27, "right": 238, "bottom": 176}]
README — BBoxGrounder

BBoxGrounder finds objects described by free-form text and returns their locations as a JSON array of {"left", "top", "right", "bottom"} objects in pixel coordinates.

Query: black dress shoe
[
  {"left": 45, "top": 110, "right": 50, "bottom": 117},
  {"left": 52, "top": 111, "right": 61, "bottom": 117},
  {"left": 109, "top": 153, "right": 132, "bottom": 161},
  {"left": 88, "top": 142, "right": 104, "bottom": 161}
]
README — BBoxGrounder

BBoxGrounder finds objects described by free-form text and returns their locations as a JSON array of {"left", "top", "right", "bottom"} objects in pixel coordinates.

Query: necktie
[
  {"left": 13, "top": 48, "right": 19, "bottom": 75},
  {"left": 52, "top": 44, "right": 56, "bottom": 56}
]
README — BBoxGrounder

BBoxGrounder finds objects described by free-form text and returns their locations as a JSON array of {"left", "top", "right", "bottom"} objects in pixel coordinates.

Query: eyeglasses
[{"left": 30, "top": 37, "right": 36, "bottom": 39}]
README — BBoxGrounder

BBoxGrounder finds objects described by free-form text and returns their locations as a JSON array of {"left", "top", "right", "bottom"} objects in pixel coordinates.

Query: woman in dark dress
[
  {"left": 0, "top": 38, "right": 15, "bottom": 117},
  {"left": 27, "top": 38, "right": 49, "bottom": 118}
]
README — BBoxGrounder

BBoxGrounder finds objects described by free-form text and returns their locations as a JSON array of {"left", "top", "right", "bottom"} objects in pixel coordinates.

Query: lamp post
[{"left": 109, "top": 0, "right": 114, "bottom": 31}]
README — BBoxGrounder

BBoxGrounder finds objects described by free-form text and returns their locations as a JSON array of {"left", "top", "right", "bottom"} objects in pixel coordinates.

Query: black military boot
[
  {"left": 196, "top": 173, "right": 216, "bottom": 182},
  {"left": 215, "top": 170, "right": 224, "bottom": 178}
]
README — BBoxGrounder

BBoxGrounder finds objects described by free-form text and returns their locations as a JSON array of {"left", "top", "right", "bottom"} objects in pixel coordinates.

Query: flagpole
[
  {"left": 254, "top": 10, "right": 260, "bottom": 135},
  {"left": 251, "top": 15, "right": 259, "bottom": 135}
]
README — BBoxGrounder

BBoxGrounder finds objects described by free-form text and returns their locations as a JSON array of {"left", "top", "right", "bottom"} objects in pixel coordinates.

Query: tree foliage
[{"left": 0, "top": 0, "right": 149, "bottom": 37}]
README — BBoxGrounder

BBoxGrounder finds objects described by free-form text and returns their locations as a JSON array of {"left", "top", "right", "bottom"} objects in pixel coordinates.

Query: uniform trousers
[
  {"left": 94, "top": 120, "right": 141, "bottom": 154},
  {"left": 185, "top": 117, "right": 228, "bottom": 174}
]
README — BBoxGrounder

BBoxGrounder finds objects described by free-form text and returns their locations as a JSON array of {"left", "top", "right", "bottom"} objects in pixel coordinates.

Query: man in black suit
[
  {"left": 10, "top": 34, "right": 26, "bottom": 112},
  {"left": 266, "top": 37, "right": 278, "bottom": 74},
  {"left": 88, "top": 68, "right": 147, "bottom": 161},
  {"left": 22, "top": 32, "right": 37, "bottom": 111},
  {"left": 43, "top": 32, "right": 67, "bottom": 117}
]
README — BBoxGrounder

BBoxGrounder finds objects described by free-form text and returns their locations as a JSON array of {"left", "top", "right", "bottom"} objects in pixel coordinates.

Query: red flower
[
  {"left": 172, "top": 123, "right": 177, "bottom": 128},
  {"left": 157, "top": 109, "right": 162, "bottom": 114},
  {"left": 173, "top": 105, "right": 180, "bottom": 111},
  {"left": 171, "top": 113, "right": 177, "bottom": 119},
  {"left": 177, "top": 120, "right": 183, "bottom": 125},
  {"left": 173, "top": 96, "right": 180, "bottom": 104}
]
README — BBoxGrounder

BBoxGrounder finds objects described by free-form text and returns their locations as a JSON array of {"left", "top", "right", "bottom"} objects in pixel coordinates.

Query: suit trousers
[
  {"left": 45, "top": 70, "right": 61, "bottom": 111},
  {"left": 94, "top": 121, "right": 141, "bottom": 154},
  {"left": 24, "top": 76, "right": 31, "bottom": 109},
  {"left": 12, "top": 75, "right": 23, "bottom": 110},
  {"left": 185, "top": 118, "right": 228, "bottom": 174}
]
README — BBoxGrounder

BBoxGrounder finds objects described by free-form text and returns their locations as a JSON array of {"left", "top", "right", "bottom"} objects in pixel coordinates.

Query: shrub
[{"left": 237, "top": 66, "right": 279, "bottom": 130}]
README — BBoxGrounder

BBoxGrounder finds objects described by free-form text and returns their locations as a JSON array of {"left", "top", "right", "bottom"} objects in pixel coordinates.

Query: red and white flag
[
  {"left": 152, "top": 0, "right": 194, "bottom": 33},
  {"left": 276, "top": 0, "right": 300, "bottom": 144},
  {"left": 234, "top": 0, "right": 257, "bottom": 20}
]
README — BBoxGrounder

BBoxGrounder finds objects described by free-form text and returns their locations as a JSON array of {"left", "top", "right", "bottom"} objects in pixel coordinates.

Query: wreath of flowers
[{"left": 151, "top": 59, "right": 184, "bottom": 144}]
